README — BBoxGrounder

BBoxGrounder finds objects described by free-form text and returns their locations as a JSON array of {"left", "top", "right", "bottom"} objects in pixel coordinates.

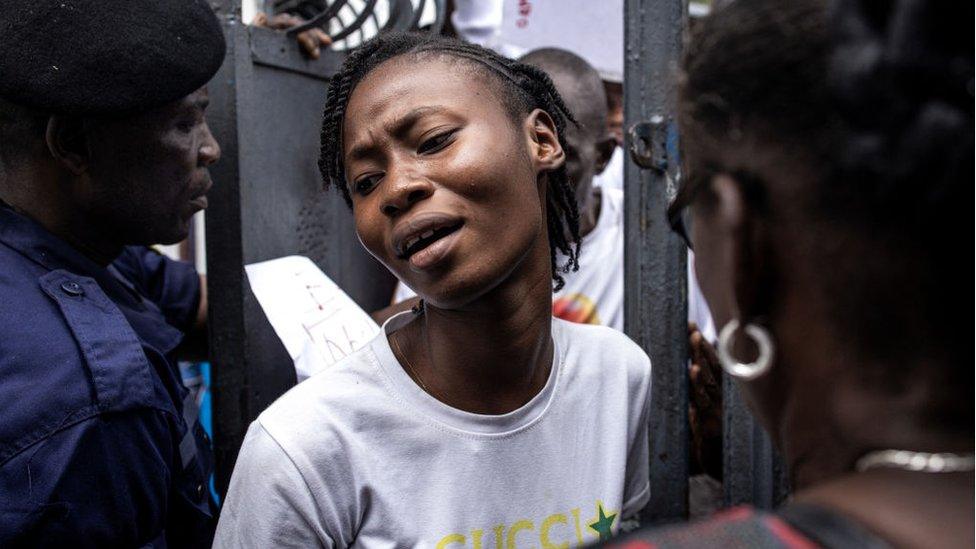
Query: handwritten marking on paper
[{"left": 245, "top": 256, "right": 380, "bottom": 380}]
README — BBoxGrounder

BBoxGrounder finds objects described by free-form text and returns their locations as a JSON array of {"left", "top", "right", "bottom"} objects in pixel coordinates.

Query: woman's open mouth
[{"left": 393, "top": 213, "right": 465, "bottom": 271}]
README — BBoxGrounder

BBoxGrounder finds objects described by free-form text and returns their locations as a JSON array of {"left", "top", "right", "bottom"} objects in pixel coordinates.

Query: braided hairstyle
[
  {"left": 680, "top": 0, "right": 972, "bottom": 422},
  {"left": 318, "top": 32, "right": 581, "bottom": 291}
]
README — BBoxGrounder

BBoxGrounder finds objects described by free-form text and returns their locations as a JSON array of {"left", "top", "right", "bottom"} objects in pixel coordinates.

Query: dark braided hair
[
  {"left": 680, "top": 0, "right": 972, "bottom": 423},
  {"left": 318, "top": 32, "right": 581, "bottom": 291}
]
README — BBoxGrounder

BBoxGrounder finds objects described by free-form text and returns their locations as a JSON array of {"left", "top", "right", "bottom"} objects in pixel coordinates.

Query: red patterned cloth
[{"left": 606, "top": 507, "right": 868, "bottom": 549}]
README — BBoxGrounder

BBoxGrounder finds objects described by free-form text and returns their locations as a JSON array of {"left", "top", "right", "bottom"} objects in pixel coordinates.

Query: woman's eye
[
  {"left": 417, "top": 130, "right": 457, "bottom": 155},
  {"left": 354, "top": 174, "right": 383, "bottom": 195}
]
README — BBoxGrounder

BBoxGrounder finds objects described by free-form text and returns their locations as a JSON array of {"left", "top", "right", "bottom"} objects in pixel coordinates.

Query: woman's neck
[
  {"left": 793, "top": 469, "right": 974, "bottom": 548},
  {"left": 394, "top": 250, "right": 555, "bottom": 415},
  {"left": 770, "top": 300, "right": 968, "bottom": 487},
  {"left": 774, "top": 335, "right": 974, "bottom": 545}
]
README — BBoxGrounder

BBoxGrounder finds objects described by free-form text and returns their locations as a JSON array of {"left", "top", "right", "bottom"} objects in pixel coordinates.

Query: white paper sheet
[
  {"left": 244, "top": 255, "right": 380, "bottom": 381},
  {"left": 495, "top": 0, "right": 624, "bottom": 82}
]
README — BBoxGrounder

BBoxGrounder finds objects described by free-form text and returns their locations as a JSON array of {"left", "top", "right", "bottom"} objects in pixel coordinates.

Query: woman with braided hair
[
  {"left": 604, "top": 0, "right": 973, "bottom": 547},
  {"left": 214, "top": 32, "right": 651, "bottom": 547}
]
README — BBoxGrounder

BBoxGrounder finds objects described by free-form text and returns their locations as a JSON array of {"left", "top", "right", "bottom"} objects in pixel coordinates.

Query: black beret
[{"left": 0, "top": 0, "right": 226, "bottom": 116}]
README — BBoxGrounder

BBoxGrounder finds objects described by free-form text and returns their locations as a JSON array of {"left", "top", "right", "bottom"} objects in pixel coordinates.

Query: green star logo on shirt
[{"left": 588, "top": 502, "right": 618, "bottom": 541}]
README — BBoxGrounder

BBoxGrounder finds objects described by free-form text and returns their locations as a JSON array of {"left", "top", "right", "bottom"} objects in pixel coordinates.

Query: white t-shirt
[
  {"left": 552, "top": 187, "right": 625, "bottom": 331},
  {"left": 214, "top": 313, "right": 652, "bottom": 548}
]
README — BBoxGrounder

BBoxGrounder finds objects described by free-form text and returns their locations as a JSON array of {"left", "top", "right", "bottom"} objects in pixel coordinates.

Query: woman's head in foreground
[
  {"left": 677, "top": 0, "right": 972, "bottom": 480},
  {"left": 319, "top": 33, "right": 581, "bottom": 309}
]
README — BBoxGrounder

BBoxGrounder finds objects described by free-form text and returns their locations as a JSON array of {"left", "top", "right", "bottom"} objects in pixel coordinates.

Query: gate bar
[
  {"left": 723, "top": 375, "right": 791, "bottom": 508},
  {"left": 623, "top": 0, "right": 689, "bottom": 525}
]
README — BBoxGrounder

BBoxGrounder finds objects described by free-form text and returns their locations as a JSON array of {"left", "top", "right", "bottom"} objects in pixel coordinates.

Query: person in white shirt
[
  {"left": 214, "top": 32, "right": 651, "bottom": 548},
  {"left": 521, "top": 49, "right": 715, "bottom": 338}
]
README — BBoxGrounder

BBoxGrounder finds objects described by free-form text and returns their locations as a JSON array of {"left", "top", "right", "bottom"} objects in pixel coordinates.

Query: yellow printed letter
[
  {"left": 493, "top": 525, "right": 506, "bottom": 549},
  {"left": 506, "top": 519, "right": 535, "bottom": 549},
  {"left": 570, "top": 508, "right": 584, "bottom": 544},
  {"left": 436, "top": 533, "right": 466, "bottom": 549},
  {"left": 540, "top": 514, "right": 569, "bottom": 549}
]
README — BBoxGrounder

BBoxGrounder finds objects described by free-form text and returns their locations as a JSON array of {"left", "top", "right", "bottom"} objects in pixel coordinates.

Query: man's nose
[{"left": 199, "top": 123, "right": 221, "bottom": 166}]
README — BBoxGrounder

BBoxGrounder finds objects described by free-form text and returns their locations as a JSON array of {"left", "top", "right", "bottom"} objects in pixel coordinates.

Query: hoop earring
[{"left": 717, "top": 319, "right": 774, "bottom": 380}]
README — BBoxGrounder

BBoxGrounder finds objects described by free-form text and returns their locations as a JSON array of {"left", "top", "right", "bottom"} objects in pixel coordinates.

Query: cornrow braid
[{"left": 318, "top": 32, "right": 581, "bottom": 291}]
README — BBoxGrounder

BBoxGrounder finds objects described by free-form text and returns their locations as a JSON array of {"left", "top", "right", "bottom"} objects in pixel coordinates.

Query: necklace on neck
[
  {"left": 390, "top": 301, "right": 441, "bottom": 400},
  {"left": 856, "top": 450, "right": 975, "bottom": 473}
]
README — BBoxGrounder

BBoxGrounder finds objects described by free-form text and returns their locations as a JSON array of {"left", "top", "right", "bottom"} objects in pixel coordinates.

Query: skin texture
[
  {"left": 373, "top": 48, "right": 613, "bottom": 325},
  {"left": 81, "top": 89, "right": 220, "bottom": 250},
  {"left": 0, "top": 88, "right": 218, "bottom": 350},
  {"left": 343, "top": 55, "right": 566, "bottom": 414}
]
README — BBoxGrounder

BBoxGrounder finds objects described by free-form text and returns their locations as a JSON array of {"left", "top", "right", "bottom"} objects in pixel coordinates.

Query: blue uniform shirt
[{"left": 0, "top": 204, "right": 215, "bottom": 547}]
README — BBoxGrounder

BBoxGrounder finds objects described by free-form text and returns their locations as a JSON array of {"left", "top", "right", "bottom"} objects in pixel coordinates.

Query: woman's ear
[
  {"left": 525, "top": 108, "right": 565, "bottom": 171},
  {"left": 45, "top": 115, "right": 90, "bottom": 176},
  {"left": 709, "top": 173, "right": 771, "bottom": 324}
]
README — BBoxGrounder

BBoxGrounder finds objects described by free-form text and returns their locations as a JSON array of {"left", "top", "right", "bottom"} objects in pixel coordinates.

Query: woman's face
[{"left": 342, "top": 55, "right": 563, "bottom": 308}]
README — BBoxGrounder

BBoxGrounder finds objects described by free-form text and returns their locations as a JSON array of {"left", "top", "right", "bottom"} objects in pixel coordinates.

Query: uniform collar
[
  {"left": 0, "top": 201, "right": 113, "bottom": 280},
  {"left": 0, "top": 203, "right": 184, "bottom": 355}
]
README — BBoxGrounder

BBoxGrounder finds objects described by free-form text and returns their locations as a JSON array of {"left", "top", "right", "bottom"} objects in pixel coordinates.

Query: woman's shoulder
[
  {"left": 254, "top": 341, "right": 392, "bottom": 449},
  {"left": 552, "top": 318, "right": 651, "bottom": 387},
  {"left": 554, "top": 318, "right": 649, "bottom": 361}
]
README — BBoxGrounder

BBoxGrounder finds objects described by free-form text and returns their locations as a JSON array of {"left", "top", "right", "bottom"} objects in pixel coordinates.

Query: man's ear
[
  {"left": 44, "top": 115, "right": 89, "bottom": 175},
  {"left": 525, "top": 109, "right": 565, "bottom": 171},
  {"left": 593, "top": 135, "right": 617, "bottom": 175}
]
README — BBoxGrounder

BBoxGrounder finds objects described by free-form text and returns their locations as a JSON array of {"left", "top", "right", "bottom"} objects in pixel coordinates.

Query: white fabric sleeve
[
  {"left": 621, "top": 353, "right": 652, "bottom": 518},
  {"left": 213, "top": 422, "right": 337, "bottom": 549}
]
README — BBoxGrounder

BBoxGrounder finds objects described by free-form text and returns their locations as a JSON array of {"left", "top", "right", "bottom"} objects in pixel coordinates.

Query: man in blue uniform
[{"left": 0, "top": 0, "right": 225, "bottom": 546}]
